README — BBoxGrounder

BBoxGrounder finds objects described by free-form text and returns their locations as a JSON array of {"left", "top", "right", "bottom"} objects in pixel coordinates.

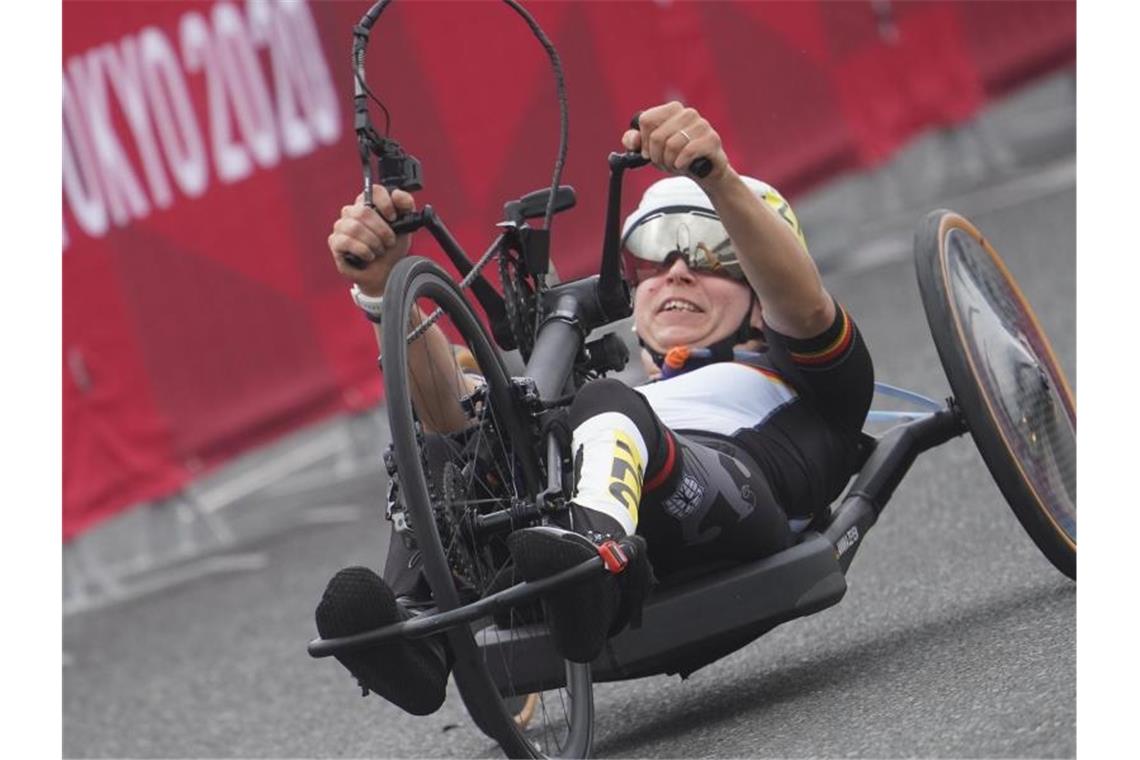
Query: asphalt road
[{"left": 63, "top": 171, "right": 1076, "bottom": 758}]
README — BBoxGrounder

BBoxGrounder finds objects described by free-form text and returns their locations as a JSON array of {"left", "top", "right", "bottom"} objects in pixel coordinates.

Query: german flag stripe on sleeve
[
  {"left": 788, "top": 305, "right": 854, "bottom": 367},
  {"left": 742, "top": 363, "right": 794, "bottom": 389}
]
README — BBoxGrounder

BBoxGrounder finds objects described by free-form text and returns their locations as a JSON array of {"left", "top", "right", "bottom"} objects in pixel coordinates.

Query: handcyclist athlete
[{"left": 315, "top": 102, "right": 874, "bottom": 715}]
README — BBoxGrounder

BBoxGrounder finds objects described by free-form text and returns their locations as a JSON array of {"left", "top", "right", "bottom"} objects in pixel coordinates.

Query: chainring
[{"left": 499, "top": 250, "right": 537, "bottom": 359}]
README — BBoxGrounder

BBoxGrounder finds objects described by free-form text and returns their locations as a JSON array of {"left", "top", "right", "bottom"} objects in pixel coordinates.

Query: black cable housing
[
  {"left": 499, "top": 0, "right": 570, "bottom": 233},
  {"left": 353, "top": 0, "right": 568, "bottom": 232}
]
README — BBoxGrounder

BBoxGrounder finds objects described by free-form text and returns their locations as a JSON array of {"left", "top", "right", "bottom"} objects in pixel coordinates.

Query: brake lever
[
  {"left": 344, "top": 125, "right": 424, "bottom": 270},
  {"left": 629, "top": 111, "right": 713, "bottom": 178}
]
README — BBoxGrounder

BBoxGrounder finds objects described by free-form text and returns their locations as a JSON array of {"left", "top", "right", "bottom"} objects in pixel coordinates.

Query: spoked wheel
[
  {"left": 915, "top": 211, "right": 1076, "bottom": 579},
  {"left": 382, "top": 255, "right": 595, "bottom": 758}
]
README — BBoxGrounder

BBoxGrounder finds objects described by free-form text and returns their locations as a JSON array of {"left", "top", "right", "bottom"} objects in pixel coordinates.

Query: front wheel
[
  {"left": 914, "top": 211, "right": 1075, "bottom": 579},
  {"left": 381, "top": 255, "right": 595, "bottom": 758}
]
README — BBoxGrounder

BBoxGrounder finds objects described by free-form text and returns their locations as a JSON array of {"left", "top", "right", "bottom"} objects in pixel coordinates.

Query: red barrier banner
[{"left": 62, "top": 0, "right": 1073, "bottom": 539}]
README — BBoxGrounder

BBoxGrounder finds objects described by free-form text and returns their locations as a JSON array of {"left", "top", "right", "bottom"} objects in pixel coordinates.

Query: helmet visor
[{"left": 621, "top": 208, "right": 745, "bottom": 286}]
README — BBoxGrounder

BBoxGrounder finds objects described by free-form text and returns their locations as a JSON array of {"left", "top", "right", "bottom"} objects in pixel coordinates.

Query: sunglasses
[{"left": 620, "top": 208, "right": 746, "bottom": 286}]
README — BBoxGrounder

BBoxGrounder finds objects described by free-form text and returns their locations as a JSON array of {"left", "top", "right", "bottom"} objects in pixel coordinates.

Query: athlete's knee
[
  {"left": 569, "top": 378, "right": 663, "bottom": 447},
  {"left": 570, "top": 378, "right": 635, "bottom": 423}
]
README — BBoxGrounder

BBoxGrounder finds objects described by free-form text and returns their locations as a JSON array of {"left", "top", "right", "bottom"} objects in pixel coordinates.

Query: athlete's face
[{"left": 633, "top": 256, "right": 759, "bottom": 355}]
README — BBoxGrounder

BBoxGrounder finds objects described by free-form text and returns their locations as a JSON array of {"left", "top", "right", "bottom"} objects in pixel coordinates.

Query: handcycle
[
  {"left": 306, "top": 159, "right": 1076, "bottom": 759},
  {"left": 308, "top": 3, "right": 1075, "bottom": 757}
]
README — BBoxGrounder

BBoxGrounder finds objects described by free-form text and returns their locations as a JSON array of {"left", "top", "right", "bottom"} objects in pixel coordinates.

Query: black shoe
[
  {"left": 315, "top": 567, "right": 450, "bottom": 716},
  {"left": 507, "top": 526, "right": 653, "bottom": 663}
]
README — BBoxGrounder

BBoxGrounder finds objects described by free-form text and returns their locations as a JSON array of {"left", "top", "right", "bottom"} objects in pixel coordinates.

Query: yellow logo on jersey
[{"left": 607, "top": 430, "right": 644, "bottom": 525}]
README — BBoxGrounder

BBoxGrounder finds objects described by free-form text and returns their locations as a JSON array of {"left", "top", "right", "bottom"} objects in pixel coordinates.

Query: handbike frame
[{"left": 307, "top": 152, "right": 969, "bottom": 687}]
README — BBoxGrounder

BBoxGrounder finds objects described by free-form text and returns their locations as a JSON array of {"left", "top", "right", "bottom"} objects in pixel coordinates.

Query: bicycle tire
[
  {"left": 914, "top": 210, "right": 1075, "bottom": 579},
  {"left": 382, "top": 255, "right": 595, "bottom": 758}
]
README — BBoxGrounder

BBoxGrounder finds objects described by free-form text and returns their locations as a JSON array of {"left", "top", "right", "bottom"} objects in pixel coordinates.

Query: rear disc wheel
[{"left": 915, "top": 211, "right": 1075, "bottom": 579}]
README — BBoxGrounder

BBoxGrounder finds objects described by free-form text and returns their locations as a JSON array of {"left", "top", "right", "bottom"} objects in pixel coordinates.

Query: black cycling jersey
[{"left": 735, "top": 298, "right": 875, "bottom": 521}]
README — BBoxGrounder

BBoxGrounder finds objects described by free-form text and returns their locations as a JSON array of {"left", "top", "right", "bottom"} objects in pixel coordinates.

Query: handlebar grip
[
  {"left": 628, "top": 112, "right": 713, "bottom": 178},
  {"left": 341, "top": 197, "right": 380, "bottom": 268},
  {"left": 341, "top": 204, "right": 422, "bottom": 270},
  {"left": 341, "top": 198, "right": 384, "bottom": 270},
  {"left": 688, "top": 157, "right": 713, "bottom": 178},
  {"left": 342, "top": 252, "right": 369, "bottom": 270},
  {"left": 390, "top": 215, "right": 421, "bottom": 235}
]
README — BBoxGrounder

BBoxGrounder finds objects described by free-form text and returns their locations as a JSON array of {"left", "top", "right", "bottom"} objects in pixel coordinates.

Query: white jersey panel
[{"left": 635, "top": 362, "right": 797, "bottom": 435}]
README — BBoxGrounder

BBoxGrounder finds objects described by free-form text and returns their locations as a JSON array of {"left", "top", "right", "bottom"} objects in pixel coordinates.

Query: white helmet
[{"left": 620, "top": 176, "right": 807, "bottom": 285}]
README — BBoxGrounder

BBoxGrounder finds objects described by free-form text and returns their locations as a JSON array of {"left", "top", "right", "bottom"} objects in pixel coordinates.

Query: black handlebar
[
  {"left": 344, "top": 110, "right": 711, "bottom": 273},
  {"left": 690, "top": 158, "right": 713, "bottom": 179}
]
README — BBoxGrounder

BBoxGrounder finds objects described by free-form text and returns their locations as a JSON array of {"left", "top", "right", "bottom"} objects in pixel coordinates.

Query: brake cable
[
  {"left": 342, "top": 0, "right": 419, "bottom": 270},
  {"left": 499, "top": 0, "right": 569, "bottom": 232},
  {"left": 348, "top": 0, "right": 570, "bottom": 350},
  {"left": 348, "top": 0, "right": 569, "bottom": 266}
]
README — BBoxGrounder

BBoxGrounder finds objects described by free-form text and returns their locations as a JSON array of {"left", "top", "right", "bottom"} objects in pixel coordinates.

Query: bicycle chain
[{"left": 405, "top": 242, "right": 502, "bottom": 344}]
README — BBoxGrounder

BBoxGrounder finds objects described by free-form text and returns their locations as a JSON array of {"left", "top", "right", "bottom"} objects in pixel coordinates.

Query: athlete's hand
[
  {"left": 622, "top": 102, "right": 732, "bottom": 186},
  {"left": 327, "top": 185, "right": 416, "bottom": 297}
]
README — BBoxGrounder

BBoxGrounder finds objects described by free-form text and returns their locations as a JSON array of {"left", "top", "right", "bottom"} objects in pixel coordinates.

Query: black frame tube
[
  {"left": 596, "top": 152, "right": 646, "bottom": 322},
  {"left": 824, "top": 407, "right": 967, "bottom": 571},
  {"left": 526, "top": 287, "right": 592, "bottom": 399},
  {"left": 392, "top": 207, "right": 518, "bottom": 351},
  {"left": 421, "top": 213, "right": 516, "bottom": 349}
]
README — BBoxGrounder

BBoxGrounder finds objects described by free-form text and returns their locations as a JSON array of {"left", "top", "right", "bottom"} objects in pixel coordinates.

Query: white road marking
[
  {"left": 63, "top": 552, "right": 268, "bottom": 618},
  {"left": 191, "top": 428, "right": 355, "bottom": 513}
]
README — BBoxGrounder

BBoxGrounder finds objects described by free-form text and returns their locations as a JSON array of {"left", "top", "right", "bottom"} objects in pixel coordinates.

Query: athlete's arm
[
  {"left": 765, "top": 297, "right": 874, "bottom": 432},
  {"left": 625, "top": 103, "right": 835, "bottom": 339},
  {"left": 328, "top": 185, "right": 477, "bottom": 434}
]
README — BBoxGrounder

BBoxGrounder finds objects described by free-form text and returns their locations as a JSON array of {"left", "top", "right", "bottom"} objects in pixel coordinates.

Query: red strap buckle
[{"left": 597, "top": 539, "right": 629, "bottom": 574}]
